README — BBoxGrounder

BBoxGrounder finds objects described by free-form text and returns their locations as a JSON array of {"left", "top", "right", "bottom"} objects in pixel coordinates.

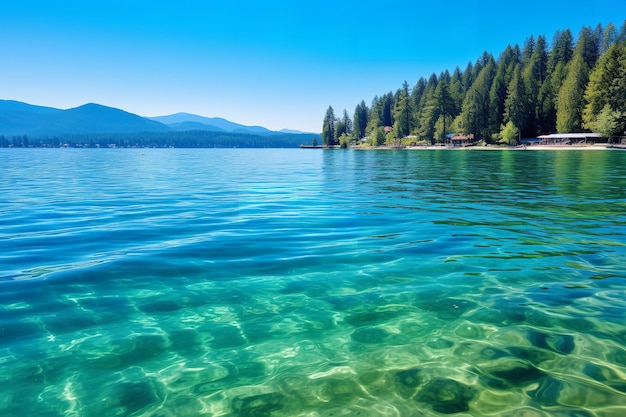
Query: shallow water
[{"left": 1, "top": 148, "right": 625, "bottom": 416}]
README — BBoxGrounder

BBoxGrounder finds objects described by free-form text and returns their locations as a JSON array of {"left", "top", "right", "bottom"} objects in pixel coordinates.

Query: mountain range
[{"left": 0, "top": 100, "right": 314, "bottom": 137}]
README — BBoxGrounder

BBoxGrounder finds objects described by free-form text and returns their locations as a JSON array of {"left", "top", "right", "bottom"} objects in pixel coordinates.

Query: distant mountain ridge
[
  {"left": 148, "top": 113, "right": 314, "bottom": 135},
  {"left": 0, "top": 100, "right": 315, "bottom": 137},
  {"left": 0, "top": 100, "right": 168, "bottom": 137},
  {"left": 149, "top": 112, "right": 276, "bottom": 135}
]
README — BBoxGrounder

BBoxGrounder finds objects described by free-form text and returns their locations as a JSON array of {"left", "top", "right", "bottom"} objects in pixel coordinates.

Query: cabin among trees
[
  {"left": 449, "top": 134, "right": 476, "bottom": 147},
  {"left": 322, "top": 21, "right": 626, "bottom": 148}
]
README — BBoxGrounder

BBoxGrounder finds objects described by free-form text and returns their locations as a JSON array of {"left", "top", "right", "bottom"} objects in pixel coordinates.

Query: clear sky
[{"left": 1, "top": 0, "right": 623, "bottom": 132}]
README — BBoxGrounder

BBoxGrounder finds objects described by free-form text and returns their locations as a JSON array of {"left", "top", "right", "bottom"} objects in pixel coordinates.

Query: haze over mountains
[
  {"left": 148, "top": 113, "right": 277, "bottom": 135},
  {"left": 0, "top": 100, "right": 314, "bottom": 137}
]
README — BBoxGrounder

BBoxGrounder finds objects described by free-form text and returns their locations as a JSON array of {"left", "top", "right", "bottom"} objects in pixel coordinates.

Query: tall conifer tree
[
  {"left": 321, "top": 106, "right": 336, "bottom": 147},
  {"left": 556, "top": 53, "right": 589, "bottom": 132}
]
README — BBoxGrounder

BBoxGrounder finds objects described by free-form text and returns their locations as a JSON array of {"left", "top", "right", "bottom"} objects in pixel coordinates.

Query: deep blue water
[{"left": 1, "top": 148, "right": 625, "bottom": 416}]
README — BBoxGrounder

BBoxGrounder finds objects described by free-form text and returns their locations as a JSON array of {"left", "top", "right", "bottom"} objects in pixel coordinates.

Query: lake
[{"left": 1, "top": 148, "right": 625, "bottom": 416}]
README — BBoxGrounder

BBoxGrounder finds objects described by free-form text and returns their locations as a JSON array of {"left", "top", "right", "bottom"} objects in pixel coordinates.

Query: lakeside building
[
  {"left": 449, "top": 133, "right": 476, "bottom": 147},
  {"left": 537, "top": 133, "right": 602, "bottom": 145}
]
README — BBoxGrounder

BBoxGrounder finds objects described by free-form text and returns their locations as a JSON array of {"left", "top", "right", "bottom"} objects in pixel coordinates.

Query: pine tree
[
  {"left": 321, "top": 106, "right": 336, "bottom": 147},
  {"left": 576, "top": 26, "right": 600, "bottom": 68},
  {"left": 548, "top": 29, "right": 574, "bottom": 74},
  {"left": 583, "top": 40, "right": 626, "bottom": 134},
  {"left": 449, "top": 67, "right": 465, "bottom": 116},
  {"left": 341, "top": 109, "right": 353, "bottom": 136},
  {"left": 335, "top": 109, "right": 353, "bottom": 141},
  {"left": 353, "top": 100, "right": 369, "bottom": 140},
  {"left": 504, "top": 65, "right": 526, "bottom": 134},
  {"left": 556, "top": 53, "right": 589, "bottom": 132},
  {"left": 434, "top": 73, "right": 454, "bottom": 141},
  {"left": 460, "top": 56, "right": 495, "bottom": 139},
  {"left": 416, "top": 74, "right": 439, "bottom": 141},
  {"left": 521, "top": 35, "right": 535, "bottom": 67},
  {"left": 365, "top": 96, "right": 382, "bottom": 136},
  {"left": 381, "top": 93, "right": 394, "bottom": 128},
  {"left": 601, "top": 22, "right": 619, "bottom": 54},
  {"left": 393, "top": 81, "right": 413, "bottom": 138},
  {"left": 522, "top": 35, "right": 548, "bottom": 136},
  {"left": 462, "top": 61, "right": 474, "bottom": 90}
]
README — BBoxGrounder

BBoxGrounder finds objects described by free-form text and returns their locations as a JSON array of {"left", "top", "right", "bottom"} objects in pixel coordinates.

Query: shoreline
[{"left": 354, "top": 144, "right": 625, "bottom": 151}]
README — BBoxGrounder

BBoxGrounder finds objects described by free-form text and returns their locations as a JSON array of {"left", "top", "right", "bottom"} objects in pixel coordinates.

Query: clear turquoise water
[{"left": 1, "top": 148, "right": 625, "bottom": 416}]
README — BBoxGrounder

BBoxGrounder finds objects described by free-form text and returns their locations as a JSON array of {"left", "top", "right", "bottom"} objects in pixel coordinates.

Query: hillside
[
  {"left": 0, "top": 100, "right": 169, "bottom": 136},
  {"left": 322, "top": 22, "right": 626, "bottom": 147},
  {"left": 0, "top": 100, "right": 319, "bottom": 148},
  {"left": 0, "top": 100, "right": 321, "bottom": 148}
]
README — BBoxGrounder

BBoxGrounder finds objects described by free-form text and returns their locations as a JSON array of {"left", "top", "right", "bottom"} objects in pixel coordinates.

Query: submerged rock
[
  {"left": 350, "top": 327, "right": 389, "bottom": 344},
  {"left": 426, "top": 338, "right": 454, "bottom": 350},
  {"left": 394, "top": 367, "right": 423, "bottom": 387},
  {"left": 209, "top": 324, "right": 247, "bottom": 349},
  {"left": 231, "top": 392, "right": 284, "bottom": 417},
  {"left": 114, "top": 380, "right": 161, "bottom": 415},
  {"left": 526, "top": 329, "right": 575, "bottom": 355},
  {"left": 417, "top": 378, "right": 475, "bottom": 414},
  {"left": 490, "top": 362, "right": 546, "bottom": 387}
]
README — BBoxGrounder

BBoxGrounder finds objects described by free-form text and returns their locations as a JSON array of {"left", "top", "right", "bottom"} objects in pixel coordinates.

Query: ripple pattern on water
[{"left": 1, "top": 148, "right": 626, "bottom": 416}]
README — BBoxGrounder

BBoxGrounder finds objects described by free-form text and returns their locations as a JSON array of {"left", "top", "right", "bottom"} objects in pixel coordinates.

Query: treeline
[
  {"left": 322, "top": 22, "right": 626, "bottom": 147},
  {"left": 0, "top": 130, "right": 320, "bottom": 149}
]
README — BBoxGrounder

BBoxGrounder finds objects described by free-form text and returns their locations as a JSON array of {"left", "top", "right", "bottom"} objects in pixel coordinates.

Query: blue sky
[{"left": 1, "top": 0, "right": 623, "bottom": 132}]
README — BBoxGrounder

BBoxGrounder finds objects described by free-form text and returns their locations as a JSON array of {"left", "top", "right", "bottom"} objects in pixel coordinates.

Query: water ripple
[{"left": 1, "top": 148, "right": 625, "bottom": 416}]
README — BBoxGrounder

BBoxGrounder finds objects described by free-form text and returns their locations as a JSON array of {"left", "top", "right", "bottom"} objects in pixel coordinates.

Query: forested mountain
[
  {"left": 322, "top": 22, "right": 626, "bottom": 147},
  {"left": 0, "top": 101, "right": 321, "bottom": 148},
  {"left": 0, "top": 101, "right": 168, "bottom": 136}
]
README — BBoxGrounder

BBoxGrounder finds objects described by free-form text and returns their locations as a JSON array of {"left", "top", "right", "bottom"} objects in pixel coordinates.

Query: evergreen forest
[
  {"left": 321, "top": 22, "right": 626, "bottom": 147},
  {"left": 0, "top": 131, "right": 318, "bottom": 149},
  {"left": 0, "top": 130, "right": 319, "bottom": 148}
]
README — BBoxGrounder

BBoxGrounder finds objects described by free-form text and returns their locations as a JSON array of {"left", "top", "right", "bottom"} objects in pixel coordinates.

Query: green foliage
[
  {"left": 601, "top": 23, "right": 619, "bottom": 54},
  {"left": 435, "top": 73, "right": 454, "bottom": 140},
  {"left": 368, "top": 126, "right": 386, "bottom": 147},
  {"left": 322, "top": 106, "right": 335, "bottom": 147},
  {"left": 335, "top": 109, "right": 353, "bottom": 141},
  {"left": 365, "top": 97, "right": 381, "bottom": 136},
  {"left": 575, "top": 26, "right": 600, "bottom": 68},
  {"left": 341, "top": 109, "right": 353, "bottom": 135},
  {"left": 353, "top": 100, "right": 369, "bottom": 140},
  {"left": 8, "top": 131, "right": 317, "bottom": 148},
  {"left": 433, "top": 116, "right": 447, "bottom": 143},
  {"left": 380, "top": 93, "right": 394, "bottom": 127},
  {"left": 504, "top": 65, "right": 527, "bottom": 132},
  {"left": 556, "top": 53, "right": 589, "bottom": 132},
  {"left": 393, "top": 82, "right": 413, "bottom": 138},
  {"left": 589, "top": 105, "right": 623, "bottom": 138},
  {"left": 338, "top": 133, "right": 351, "bottom": 148},
  {"left": 548, "top": 30, "right": 574, "bottom": 73},
  {"left": 583, "top": 40, "right": 626, "bottom": 135},
  {"left": 499, "top": 121, "right": 519, "bottom": 145},
  {"left": 522, "top": 35, "right": 548, "bottom": 136},
  {"left": 460, "top": 56, "right": 495, "bottom": 141},
  {"left": 386, "top": 125, "right": 402, "bottom": 147},
  {"left": 323, "top": 22, "right": 625, "bottom": 145},
  {"left": 489, "top": 45, "right": 519, "bottom": 135}
]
